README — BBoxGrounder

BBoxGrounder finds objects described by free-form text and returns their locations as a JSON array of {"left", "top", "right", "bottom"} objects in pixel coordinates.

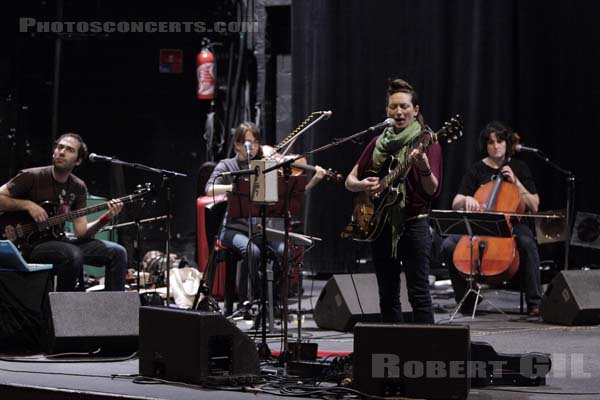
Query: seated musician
[
  {"left": 440, "top": 121, "right": 543, "bottom": 316},
  {"left": 0, "top": 133, "right": 127, "bottom": 291},
  {"left": 205, "top": 122, "right": 326, "bottom": 305}
]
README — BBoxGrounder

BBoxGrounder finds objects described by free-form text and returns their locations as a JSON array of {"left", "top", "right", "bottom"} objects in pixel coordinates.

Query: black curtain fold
[{"left": 293, "top": 0, "right": 600, "bottom": 273}]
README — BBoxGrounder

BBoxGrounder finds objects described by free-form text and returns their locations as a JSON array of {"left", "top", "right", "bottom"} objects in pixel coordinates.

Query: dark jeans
[
  {"left": 27, "top": 237, "right": 128, "bottom": 292},
  {"left": 440, "top": 223, "right": 542, "bottom": 309},
  {"left": 371, "top": 217, "right": 434, "bottom": 324},
  {"left": 220, "top": 227, "right": 284, "bottom": 303}
]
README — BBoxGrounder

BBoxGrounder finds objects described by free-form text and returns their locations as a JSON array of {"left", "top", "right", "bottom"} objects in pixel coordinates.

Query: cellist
[{"left": 440, "top": 121, "right": 543, "bottom": 316}]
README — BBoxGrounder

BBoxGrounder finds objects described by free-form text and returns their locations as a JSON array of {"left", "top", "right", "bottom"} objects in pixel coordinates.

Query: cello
[{"left": 452, "top": 134, "right": 524, "bottom": 284}]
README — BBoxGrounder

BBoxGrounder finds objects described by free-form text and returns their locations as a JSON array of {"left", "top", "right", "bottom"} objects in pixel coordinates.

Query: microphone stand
[
  {"left": 94, "top": 157, "right": 186, "bottom": 305},
  {"left": 306, "top": 122, "right": 391, "bottom": 155},
  {"left": 245, "top": 149, "right": 255, "bottom": 328},
  {"left": 262, "top": 156, "right": 312, "bottom": 362},
  {"left": 101, "top": 215, "right": 169, "bottom": 293},
  {"left": 530, "top": 151, "right": 575, "bottom": 270}
]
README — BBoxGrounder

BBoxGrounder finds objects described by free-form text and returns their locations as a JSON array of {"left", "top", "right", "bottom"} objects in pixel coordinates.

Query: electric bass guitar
[
  {"left": 342, "top": 115, "right": 463, "bottom": 242},
  {"left": 0, "top": 184, "right": 153, "bottom": 255}
]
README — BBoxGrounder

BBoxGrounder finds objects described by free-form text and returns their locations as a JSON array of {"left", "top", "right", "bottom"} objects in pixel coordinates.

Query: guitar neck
[
  {"left": 46, "top": 193, "right": 139, "bottom": 227},
  {"left": 381, "top": 135, "right": 434, "bottom": 190}
]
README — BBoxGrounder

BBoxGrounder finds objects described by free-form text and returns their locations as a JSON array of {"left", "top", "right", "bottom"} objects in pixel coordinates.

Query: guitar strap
[{"left": 385, "top": 132, "right": 423, "bottom": 258}]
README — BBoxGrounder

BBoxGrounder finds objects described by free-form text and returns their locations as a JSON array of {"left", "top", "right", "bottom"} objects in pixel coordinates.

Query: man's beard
[{"left": 53, "top": 158, "right": 73, "bottom": 174}]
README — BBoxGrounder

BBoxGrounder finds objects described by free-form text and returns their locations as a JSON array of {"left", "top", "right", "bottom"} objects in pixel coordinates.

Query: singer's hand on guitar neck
[{"left": 409, "top": 146, "right": 431, "bottom": 172}]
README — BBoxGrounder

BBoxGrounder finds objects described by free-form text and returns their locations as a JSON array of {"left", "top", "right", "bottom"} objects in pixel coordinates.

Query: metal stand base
[{"left": 450, "top": 282, "right": 509, "bottom": 321}]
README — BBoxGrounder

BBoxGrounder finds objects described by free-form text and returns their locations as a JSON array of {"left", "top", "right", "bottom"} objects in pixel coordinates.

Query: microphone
[
  {"left": 221, "top": 166, "right": 259, "bottom": 177},
  {"left": 244, "top": 140, "right": 252, "bottom": 157},
  {"left": 88, "top": 153, "right": 114, "bottom": 163},
  {"left": 319, "top": 110, "right": 333, "bottom": 120},
  {"left": 514, "top": 144, "right": 541, "bottom": 154},
  {"left": 368, "top": 118, "right": 395, "bottom": 131}
]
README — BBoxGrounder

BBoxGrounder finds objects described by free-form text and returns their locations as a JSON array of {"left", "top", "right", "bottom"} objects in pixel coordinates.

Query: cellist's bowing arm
[
  {"left": 452, "top": 194, "right": 480, "bottom": 211},
  {"left": 500, "top": 165, "right": 539, "bottom": 212}
]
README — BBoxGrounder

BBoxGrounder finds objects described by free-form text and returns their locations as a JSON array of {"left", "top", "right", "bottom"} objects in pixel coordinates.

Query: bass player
[{"left": 0, "top": 133, "right": 127, "bottom": 291}]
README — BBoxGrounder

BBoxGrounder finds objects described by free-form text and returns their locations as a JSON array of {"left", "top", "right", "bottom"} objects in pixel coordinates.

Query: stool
[{"left": 205, "top": 241, "right": 238, "bottom": 316}]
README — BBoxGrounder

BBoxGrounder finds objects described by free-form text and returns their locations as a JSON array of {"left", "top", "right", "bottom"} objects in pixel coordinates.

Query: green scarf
[{"left": 371, "top": 120, "right": 422, "bottom": 257}]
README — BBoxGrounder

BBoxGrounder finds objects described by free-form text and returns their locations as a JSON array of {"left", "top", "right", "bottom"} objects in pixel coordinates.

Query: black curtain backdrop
[
  {"left": 292, "top": 0, "right": 600, "bottom": 273},
  {"left": 3, "top": 0, "right": 239, "bottom": 242}
]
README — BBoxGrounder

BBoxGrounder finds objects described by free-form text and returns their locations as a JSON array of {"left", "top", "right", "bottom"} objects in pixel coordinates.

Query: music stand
[
  {"left": 429, "top": 210, "right": 512, "bottom": 320},
  {"left": 229, "top": 174, "right": 307, "bottom": 358},
  {"left": 229, "top": 175, "right": 307, "bottom": 219}
]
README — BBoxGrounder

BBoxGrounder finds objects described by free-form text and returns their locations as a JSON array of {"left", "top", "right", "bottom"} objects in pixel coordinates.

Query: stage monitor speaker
[
  {"left": 48, "top": 291, "right": 140, "bottom": 355},
  {"left": 139, "top": 306, "right": 260, "bottom": 386},
  {"left": 313, "top": 273, "right": 411, "bottom": 331},
  {"left": 353, "top": 323, "right": 470, "bottom": 399},
  {"left": 540, "top": 270, "right": 600, "bottom": 325},
  {"left": 0, "top": 269, "right": 52, "bottom": 352}
]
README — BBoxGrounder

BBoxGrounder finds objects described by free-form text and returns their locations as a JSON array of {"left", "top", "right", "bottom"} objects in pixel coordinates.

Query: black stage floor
[{"left": 1, "top": 277, "right": 600, "bottom": 400}]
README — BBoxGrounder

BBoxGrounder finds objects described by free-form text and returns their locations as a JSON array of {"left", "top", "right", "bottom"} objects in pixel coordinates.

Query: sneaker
[{"left": 527, "top": 307, "right": 540, "bottom": 317}]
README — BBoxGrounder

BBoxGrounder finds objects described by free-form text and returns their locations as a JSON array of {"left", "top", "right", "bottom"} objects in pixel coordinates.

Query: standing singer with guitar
[
  {"left": 0, "top": 133, "right": 127, "bottom": 291},
  {"left": 345, "top": 79, "right": 442, "bottom": 323}
]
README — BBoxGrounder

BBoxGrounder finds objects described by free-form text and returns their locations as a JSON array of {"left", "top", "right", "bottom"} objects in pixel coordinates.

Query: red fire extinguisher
[{"left": 196, "top": 40, "right": 215, "bottom": 100}]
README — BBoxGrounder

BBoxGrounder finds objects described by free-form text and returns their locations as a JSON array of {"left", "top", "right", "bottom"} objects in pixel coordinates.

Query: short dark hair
[
  {"left": 54, "top": 133, "right": 88, "bottom": 161},
  {"left": 387, "top": 78, "right": 420, "bottom": 107},
  {"left": 233, "top": 122, "right": 261, "bottom": 144},
  {"left": 386, "top": 78, "right": 425, "bottom": 128},
  {"left": 479, "top": 121, "right": 512, "bottom": 153}
]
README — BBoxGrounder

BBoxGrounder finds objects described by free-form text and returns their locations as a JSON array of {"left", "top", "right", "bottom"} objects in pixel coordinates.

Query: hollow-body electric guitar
[{"left": 342, "top": 116, "right": 463, "bottom": 242}]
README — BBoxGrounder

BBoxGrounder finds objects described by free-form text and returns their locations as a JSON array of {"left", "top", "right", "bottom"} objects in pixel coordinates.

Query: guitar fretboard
[
  {"left": 379, "top": 116, "right": 462, "bottom": 191},
  {"left": 380, "top": 133, "right": 436, "bottom": 191},
  {"left": 45, "top": 193, "right": 141, "bottom": 227}
]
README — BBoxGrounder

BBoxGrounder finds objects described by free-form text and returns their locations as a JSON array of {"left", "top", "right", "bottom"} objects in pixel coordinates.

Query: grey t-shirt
[{"left": 204, "top": 155, "right": 249, "bottom": 194}]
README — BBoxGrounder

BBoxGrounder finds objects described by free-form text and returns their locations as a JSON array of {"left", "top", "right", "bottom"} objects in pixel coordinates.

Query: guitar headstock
[
  {"left": 135, "top": 182, "right": 156, "bottom": 197},
  {"left": 435, "top": 114, "right": 463, "bottom": 144}
]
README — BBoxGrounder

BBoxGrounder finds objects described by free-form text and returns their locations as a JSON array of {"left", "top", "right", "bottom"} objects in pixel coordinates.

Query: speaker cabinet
[
  {"left": 48, "top": 291, "right": 140, "bottom": 355},
  {"left": 313, "top": 273, "right": 411, "bottom": 331},
  {"left": 0, "top": 269, "right": 52, "bottom": 352},
  {"left": 353, "top": 323, "right": 470, "bottom": 399},
  {"left": 139, "top": 306, "right": 260, "bottom": 385},
  {"left": 541, "top": 270, "right": 600, "bottom": 325}
]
